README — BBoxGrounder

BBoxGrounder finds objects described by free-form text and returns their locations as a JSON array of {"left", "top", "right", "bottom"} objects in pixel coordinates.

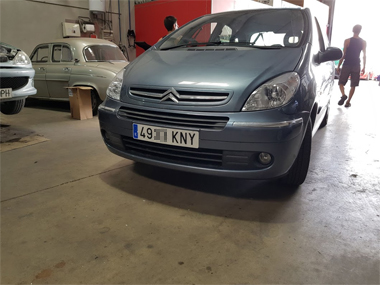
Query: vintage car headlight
[
  {"left": 14, "top": 51, "right": 31, "bottom": 65},
  {"left": 242, "top": 72, "right": 300, "bottom": 111},
  {"left": 106, "top": 69, "right": 125, "bottom": 101}
]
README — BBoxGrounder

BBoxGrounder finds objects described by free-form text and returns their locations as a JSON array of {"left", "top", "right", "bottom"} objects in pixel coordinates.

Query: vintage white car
[{"left": 30, "top": 38, "right": 129, "bottom": 115}]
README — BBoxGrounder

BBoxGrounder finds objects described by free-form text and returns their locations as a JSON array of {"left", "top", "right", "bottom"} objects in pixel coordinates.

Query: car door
[
  {"left": 30, "top": 45, "right": 49, "bottom": 98},
  {"left": 46, "top": 44, "right": 74, "bottom": 99}
]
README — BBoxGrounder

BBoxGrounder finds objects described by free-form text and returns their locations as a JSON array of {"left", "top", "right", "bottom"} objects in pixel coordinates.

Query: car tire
[
  {"left": 91, "top": 89, "right": 101, "bottom": 116},
  {"left": 319, "top": 105, "right": 329, "bottom": 129},
  {"left": 0, "top": 99, "right": 25, "bottom": 115},
  {"left": 281, "top": 120, "right": 312, "bottom": 186}
]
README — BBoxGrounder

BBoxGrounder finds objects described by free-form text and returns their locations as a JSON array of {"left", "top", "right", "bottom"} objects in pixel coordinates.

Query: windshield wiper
[
  {"left": 161, "top": 41, "right": 222, "bottom": 51},
  {"left": 248, "top": 45, "right": 283, "bottom": 49},
  {"left": 227, "top": 42, "right": 283, "bottom": 49}
]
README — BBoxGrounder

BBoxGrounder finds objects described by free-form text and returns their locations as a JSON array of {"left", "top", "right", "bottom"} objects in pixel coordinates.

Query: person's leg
[
  {"left": 339, "top": 84, "right": 346, "bottom": 97},
  {"left": 338, "top": 66, "right": 350, "bottom": 105},
  {"left": 346, "top": 66, "right": 360, "bottom": 106},
  {"left": 346, "top": 86, "right": 356, "bottom": 105}
]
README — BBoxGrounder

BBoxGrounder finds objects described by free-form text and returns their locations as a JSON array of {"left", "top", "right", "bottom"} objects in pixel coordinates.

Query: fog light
[{"left": 258, "top": 152, "right": 272, "bottom": 165}]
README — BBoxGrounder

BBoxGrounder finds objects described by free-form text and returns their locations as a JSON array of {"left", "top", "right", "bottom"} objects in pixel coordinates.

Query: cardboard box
[{"left": 66, "top": 87, "right": 93, "bottom": 120}]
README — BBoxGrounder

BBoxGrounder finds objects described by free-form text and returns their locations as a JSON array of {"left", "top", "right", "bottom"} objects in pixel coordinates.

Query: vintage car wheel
[
  {"left": 91, "top": 89, "right": 101, "bottom": 116},
  {"left": 0, "top": 99, "right": 25, "bottom": 115},
  {"left": 281, "top": 120, "right": 312, "bottom": 186}
]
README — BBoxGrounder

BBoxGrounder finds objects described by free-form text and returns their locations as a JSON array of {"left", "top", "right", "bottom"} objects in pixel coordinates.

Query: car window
[
  {"left": 31, "top": 45, "right": 49, "bottom": 62},
  {"left": 83, "top": 45, "right": 127, "bottom": 62},
  {"left": 160, "top": 9, "right": 305, "bottom": 49},
  {"left": 52, "top": 45, "right": 73, "bottom": 62}
]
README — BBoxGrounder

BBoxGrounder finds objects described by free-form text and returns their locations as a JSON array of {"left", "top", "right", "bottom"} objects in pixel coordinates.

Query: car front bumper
[
  {"left": 98, "top": 99, "right": 308, "bottom": 180},
  {"left": 0, "top": 68, "right": 37, "bottom": 101}
]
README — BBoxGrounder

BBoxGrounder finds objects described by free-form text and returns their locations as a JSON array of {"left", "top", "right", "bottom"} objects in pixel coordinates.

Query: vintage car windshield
[
  {"left": 83, "top": 45, "right": 127, "bottom": 62},
  {"left": 159, "top": 9, "right": 305, "bottom": 50}
]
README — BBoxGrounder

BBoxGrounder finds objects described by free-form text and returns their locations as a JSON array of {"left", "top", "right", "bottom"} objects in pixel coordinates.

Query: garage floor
[{"left": 1, "top": 82, "right": 379, "bottom": 284}]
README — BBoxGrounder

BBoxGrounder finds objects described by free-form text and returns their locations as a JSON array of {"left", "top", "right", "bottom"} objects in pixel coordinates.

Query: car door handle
[
  {"left": 39, "top": 67, "right": 45, "bottom": 71},
  {"left": 63, "top": 67, "right": 71, "bottom": 72}
]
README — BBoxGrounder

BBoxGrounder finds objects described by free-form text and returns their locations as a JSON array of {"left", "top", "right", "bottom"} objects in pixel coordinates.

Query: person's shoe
[
  {"left": 345, "top": 102, "right": 351, "bottom": 108},
  {"left": 338, "top": 95, "right": 348, "bottom": 105}
]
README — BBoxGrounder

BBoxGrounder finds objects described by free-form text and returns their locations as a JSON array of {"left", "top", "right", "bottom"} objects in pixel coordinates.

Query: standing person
[
  {"left": 158, "top": 16, "right": 178, "bottom": 41},
  {"left": 337, "top": 24, "right": 367, "bottom": 107}
]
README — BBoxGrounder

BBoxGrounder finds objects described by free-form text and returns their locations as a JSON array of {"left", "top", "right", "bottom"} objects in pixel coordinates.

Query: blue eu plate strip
[{"left": 133, "top": 124, "right": 138, "bottom": 139}]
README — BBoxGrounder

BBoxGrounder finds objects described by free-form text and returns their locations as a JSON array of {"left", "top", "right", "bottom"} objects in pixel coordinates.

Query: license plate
[
  {"left": 0, "top": 88, "right": 12, "bottom": 99},
  {"left": 133, "top": 123, "right": 199, "bottom": 148}
]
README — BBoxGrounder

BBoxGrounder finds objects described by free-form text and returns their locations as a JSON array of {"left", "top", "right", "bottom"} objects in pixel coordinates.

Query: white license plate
[
  {"left": 133, "top": 123, "right": 199, "bottom": 148},
  {"left": 0, "top": 88, "right": 12, "bottom": 99}
]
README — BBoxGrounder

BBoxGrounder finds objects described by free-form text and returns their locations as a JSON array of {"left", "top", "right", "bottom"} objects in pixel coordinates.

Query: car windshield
[
  {"left": 0, "top": 42, "right": 18, "bottom": 57},
  {"left": 83, "top": 45, "right": 127, "bottom": 62},
  {"left": 159, "top": 9, "right": 305, "bottom": 50}
]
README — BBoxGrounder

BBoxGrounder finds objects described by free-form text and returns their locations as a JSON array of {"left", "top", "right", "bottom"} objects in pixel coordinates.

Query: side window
[
  {"left": 52, "top": 45, "right": 73, "bottom": 62},
  {"left": 61, "top": 46, "right": 73, "bottom": 62},
  {"left": 31, "top": 46, "right": 49, "bottom": 62}
]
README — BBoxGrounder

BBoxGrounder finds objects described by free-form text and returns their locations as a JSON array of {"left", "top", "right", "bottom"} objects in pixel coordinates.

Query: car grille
[
  {"left": 129, "top": 87, "right": 230, "bottom": 104},
  {"left": 118, "top": 107, "right": 229, "bottom": 130},
  {"left": 0, "top": 77, "right": 29, "bottom": 90},
  {"left": 122, "top": 136, "right": 223, "bottom": 168}
]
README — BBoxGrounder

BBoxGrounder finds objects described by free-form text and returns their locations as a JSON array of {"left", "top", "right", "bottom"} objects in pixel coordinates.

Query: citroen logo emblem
[{"left": 161, "top": 87, "right": 180, "bottom": 103}]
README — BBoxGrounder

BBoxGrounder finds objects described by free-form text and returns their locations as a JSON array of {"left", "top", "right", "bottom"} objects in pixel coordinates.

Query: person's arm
[
  {"left": 361, "top": 40, "right": 367, "bottom": 73},
  {"left": 337, "top": 39, "right": 349, "bottom": 71}
]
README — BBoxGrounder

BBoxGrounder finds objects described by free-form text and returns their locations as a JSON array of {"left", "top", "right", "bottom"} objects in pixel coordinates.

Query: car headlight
[
  {"left": 242, "top": 72, "right": 300, "bottom": 111},
  {"left": 14, "top": 51, "right": 31, "bottom": 65},
  {"left": 106, "top": 69, "right": 125, "bottom": 101}
]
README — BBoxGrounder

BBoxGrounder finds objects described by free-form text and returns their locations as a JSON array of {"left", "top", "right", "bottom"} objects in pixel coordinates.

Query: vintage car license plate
[
  {"left": 0, "top": 88, "right": 12, "bottom": 99},
  {"left": 133, "top": 123, "right": 199, "bottom": 148}
]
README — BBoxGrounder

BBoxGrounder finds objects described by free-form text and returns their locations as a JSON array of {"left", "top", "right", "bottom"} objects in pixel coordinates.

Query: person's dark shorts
[{"left": 338, "top": 65, "right": 361, "bottom": 87}]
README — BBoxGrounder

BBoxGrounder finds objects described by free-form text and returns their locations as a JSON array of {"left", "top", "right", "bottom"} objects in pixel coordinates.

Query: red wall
[{"left": 135, "top": 0, "right": 212, "bottom": 56}]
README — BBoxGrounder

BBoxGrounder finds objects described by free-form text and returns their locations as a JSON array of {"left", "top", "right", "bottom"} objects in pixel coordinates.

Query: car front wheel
[
  {"left": 281, "top": 120, "right": 312, "bottom": 186},
  {"left": 0, "top": 99, "right": 25, "bottom": 115},
  {"left": 91, "top": 89, "right": 101, "bottom": 116}
]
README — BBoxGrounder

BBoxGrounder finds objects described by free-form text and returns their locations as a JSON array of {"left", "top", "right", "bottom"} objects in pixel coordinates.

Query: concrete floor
[{"left": 1, "top": 81, "right": 379, "bottom": 284}]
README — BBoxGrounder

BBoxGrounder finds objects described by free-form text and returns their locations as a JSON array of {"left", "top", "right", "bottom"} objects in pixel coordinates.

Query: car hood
[
  {"left": 92, "top": 61, "right": 129, "bottom": 73},
  {"left": 122, "top": 47, "right": 304, "bottom": 110}
]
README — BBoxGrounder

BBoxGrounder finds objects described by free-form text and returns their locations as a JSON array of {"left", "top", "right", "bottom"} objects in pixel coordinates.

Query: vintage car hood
[{"left": 93, "top": 61, "right": 129, "bottom": 73}]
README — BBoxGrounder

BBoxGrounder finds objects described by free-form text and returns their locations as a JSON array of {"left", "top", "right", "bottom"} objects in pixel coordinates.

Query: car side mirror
[
  {"left": 74, "top": 58, "right": 80, "bottom": 64},
  {"left": 315, "top": 47, "right": 342, "bottom": 64}
]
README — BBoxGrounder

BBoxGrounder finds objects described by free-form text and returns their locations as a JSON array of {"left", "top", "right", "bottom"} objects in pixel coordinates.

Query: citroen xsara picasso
[{"left": 99, "top": 8, "right": 342, "bottom": 186}]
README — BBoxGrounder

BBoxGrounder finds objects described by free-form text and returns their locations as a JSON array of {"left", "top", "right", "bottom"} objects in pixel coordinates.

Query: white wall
[{"left": 0, "top": 0, "right": 136, "bottom": 60}]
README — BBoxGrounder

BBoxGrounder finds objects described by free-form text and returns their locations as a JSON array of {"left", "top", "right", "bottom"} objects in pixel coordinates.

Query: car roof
[{"left": 38, "top": 38, "right": 117, "bottom": 47}]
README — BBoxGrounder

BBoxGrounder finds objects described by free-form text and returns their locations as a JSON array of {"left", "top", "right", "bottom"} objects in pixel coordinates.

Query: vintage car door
[
  {"left": 46, "top": 44, "right": 74, "bottom": 99},
  {"left": 30, "top": 44, "right": 49, "bottom": 98}
]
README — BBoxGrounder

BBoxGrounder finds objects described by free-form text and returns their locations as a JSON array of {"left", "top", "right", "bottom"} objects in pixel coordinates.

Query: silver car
[
  {"left": 99, "top": 8, "right": 342, "bottom": 186},
  {"left": 0, "top": 42, "right": 37, "bottom": 115},
  {"left": 30, "top": 38, "right": 129, "bottom": 115}
]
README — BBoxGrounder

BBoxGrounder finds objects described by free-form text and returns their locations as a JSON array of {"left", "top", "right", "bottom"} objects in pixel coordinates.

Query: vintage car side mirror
[
  {"left": 74, "top": 58, "right": 80, "bottom": 64},
  {"left": 315, "top": 47, "right": 343, "bottom": 64}
]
